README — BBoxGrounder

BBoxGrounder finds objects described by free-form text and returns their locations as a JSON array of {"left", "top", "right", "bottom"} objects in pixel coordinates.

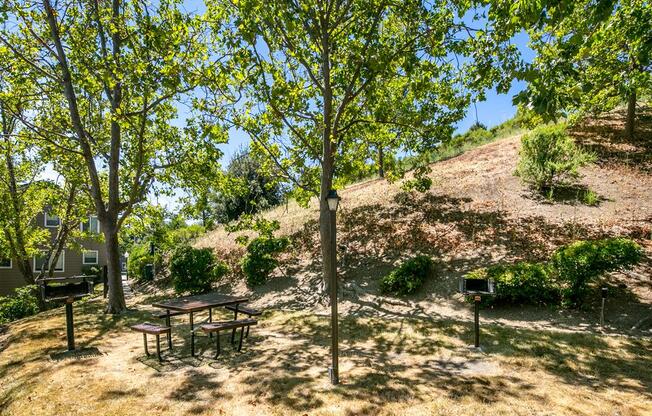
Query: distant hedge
[
  {"left": 515, "top": 123, "right": 595, "bottom": 191},
  {"left": 465, "top": 237, "right": 642, "bottom": 307}
]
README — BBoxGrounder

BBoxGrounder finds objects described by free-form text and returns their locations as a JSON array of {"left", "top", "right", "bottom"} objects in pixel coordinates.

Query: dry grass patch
[{"left": 1, "top": 296, "right": 651, "bottom": 416}]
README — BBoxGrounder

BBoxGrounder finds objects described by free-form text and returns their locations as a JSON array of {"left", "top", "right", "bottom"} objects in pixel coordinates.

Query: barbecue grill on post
[
  {"left": 39, "top": 276, "right": 94, "bottom": 351},
  {"left": 459, "top": 277, "right": 496, "bottom": 348}
]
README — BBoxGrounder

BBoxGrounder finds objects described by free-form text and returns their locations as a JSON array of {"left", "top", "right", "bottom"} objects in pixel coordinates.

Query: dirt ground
[{"left": 0, "top": 296, "right": 650, "bottom": 416}]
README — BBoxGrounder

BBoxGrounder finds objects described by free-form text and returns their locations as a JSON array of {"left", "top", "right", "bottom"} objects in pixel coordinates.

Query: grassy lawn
[{"left": 1, "top": 296, "right": 650, "bottom": 416}]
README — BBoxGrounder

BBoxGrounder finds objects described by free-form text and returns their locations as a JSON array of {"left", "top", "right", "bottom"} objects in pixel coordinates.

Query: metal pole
[
  {"left": 65, "top": 300, "right": 75, "bottom": 351},
  {"left": 330, "top": 208, "right": 339, "bottom": 385},
  {"left": 600, "top": 298, "right": 605, "bottom": 327},
  {"left": 474, "top": 295, "right": 480, "bottom": 348}
]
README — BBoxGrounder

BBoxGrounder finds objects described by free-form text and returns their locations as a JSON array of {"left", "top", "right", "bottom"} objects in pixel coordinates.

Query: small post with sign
[
  {"left": 600, "top": 287, "right": 608, "bottom": 327},
  {"left": 65, "top": 299, "right": 75, "bottom": 351},
  {"left": 459, "top": 277, "right": 496, "bottom": 349},
  {"left": 473, "top": 295, "right": 481, "bottom": 347}
]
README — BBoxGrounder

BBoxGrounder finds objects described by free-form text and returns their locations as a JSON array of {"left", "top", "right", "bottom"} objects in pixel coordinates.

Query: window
[
  {"left": 81, "top": 215, "right": 100, "bottom": 234},
  {"left": 33, "top": 251, "right": 65, "bottom": 273},
  {"left": 44, "top": 212, "right": 61, "bottom": 228},
  {"left": 82, "top": 250, "right": 99, "bottom": 265},
  {"left": 0, "top": 258, "right": 11, "bottom": 269}
]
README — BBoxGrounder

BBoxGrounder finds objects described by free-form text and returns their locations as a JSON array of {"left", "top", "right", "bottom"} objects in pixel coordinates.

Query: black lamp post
[{"left": 326, "top": 189, "right": 340, "bottom": 385}]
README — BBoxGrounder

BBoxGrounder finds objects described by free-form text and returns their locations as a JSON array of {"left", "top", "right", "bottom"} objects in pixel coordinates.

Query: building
[{"left": 0, "top": 211, "right": 106, "bottom": 296}]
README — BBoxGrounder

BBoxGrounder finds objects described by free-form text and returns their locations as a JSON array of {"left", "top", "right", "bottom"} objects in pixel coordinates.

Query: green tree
[
  {"left": 515, "top": 123, "right": 595, "bottom": 191},
  {"left": 506, "top": 0, "right": 652, "bottom": 138},
  {"left": 203, "top": 0, "right": 518, "bottom": 290},
  {"left": 0, "top": 45, "right": 91, "bottom": 286},
  {"left": 1, "top": 0, "right": 224, "bottom": 313},
  {"left": 211, "top": 148, "right": 283, "bottom": 223}
]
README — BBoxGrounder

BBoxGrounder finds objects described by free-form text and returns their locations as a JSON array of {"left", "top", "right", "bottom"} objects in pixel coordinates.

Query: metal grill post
[
  {"left": 474, "top": 295, "right": 480, "bottom": 348},
  {"left": 330, "top": 208, "right": 339, "bottom": 385},
  {"left": 65, "top": 300, "right": 75, "bottom": 351}
]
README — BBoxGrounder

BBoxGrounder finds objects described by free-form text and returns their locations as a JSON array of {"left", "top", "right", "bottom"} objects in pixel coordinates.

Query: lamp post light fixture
[
  {"left": 326, "top": 189, "right": 340, "bottom": 385},
  {"left": 124, "top": 251, "right": 130, "bottom": 280}
]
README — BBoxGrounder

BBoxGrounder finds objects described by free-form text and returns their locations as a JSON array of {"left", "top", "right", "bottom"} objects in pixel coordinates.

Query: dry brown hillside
[{"left": 196, "top": 108, "right": 652, "bottom": 334}]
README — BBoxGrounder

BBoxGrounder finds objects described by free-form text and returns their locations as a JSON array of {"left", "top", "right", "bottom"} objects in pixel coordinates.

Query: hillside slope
[{"left": 196, "top": 109, "right": 652, "bottom": 333}]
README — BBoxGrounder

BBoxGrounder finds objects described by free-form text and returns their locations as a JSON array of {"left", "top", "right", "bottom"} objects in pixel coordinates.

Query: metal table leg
[
  {"left": 190, "top": 311, "right": 195, "bottom": 357},
  {"left": 214, "top": 330, "right": 221, "bottom": 359},
  {"left": 237, "top": 326, "right": 244, "bottom": 352},
  {"left": 231, "top": 303, "right": 239, "bottom": 344},
  {"left": 156, "top": 334, "right": 162, "bottom": 362},
  {"left": 166, "top": 309, "right": 172, "bottom": 350},
  {"left": 208, "top": 308, "right": 213, "bottom": 339}
]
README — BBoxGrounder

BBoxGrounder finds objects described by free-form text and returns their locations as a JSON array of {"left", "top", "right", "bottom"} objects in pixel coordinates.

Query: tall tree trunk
[
  {"left": 625, "top": 89, "right": 636, "bottom": 140},
  {"left": 104, "top": 221, "right": 126, "bottom": 313},
  {"left": 44, "top": 0, "right": 127, "bottom": 314},
  {"left": 378, "top": 146, "right": 384, "bottom": 178},
  {"left": 319, "top": 167, "right": 334, "bottom": 294}
]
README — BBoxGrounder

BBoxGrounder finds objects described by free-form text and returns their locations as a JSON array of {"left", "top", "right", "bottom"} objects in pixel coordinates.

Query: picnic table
[{"left": 152, "top": 293, "right": 248, "bottom": 356}]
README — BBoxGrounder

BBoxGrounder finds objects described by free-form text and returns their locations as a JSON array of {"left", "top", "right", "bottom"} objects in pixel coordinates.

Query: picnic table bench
[
  {"left": 197, "top": 318, "right": 257, "bottom": 358},
  {"left": 225, "top": 304, "right": 262, "bottom": 339},
  {"left": 130, "top": 322, "right": 171, "bottom": 362}
]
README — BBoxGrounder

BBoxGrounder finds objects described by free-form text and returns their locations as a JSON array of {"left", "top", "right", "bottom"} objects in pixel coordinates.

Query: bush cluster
[
  {"left": 551, "top": 238, "right": 642, "bottom": 306},
  {"left": 466, "top": 262, "right": 561, "bottom": 306},
  {"left": 515, "top": 123, "right": 595, "bottom": 191},
  {"left": 0, "top": 285, "right": 39, "bottom": 325},
  {"left": 169, "top": 245, "right": 229, "bottom": 295},
  {"left": 465, "top": 238, "right": 642, "bottom": 307},
  {"left": 241, "top": 236, "right": 290, "bottom": 287},
  {"left": 226, "top": 216, "right": 291, "bottom": 287},
  {"left": 380, "top": 255, "right": 434, "bottom": 296},
  {"left": 126, "top": 242, "right": 161, "bottom": 282}
]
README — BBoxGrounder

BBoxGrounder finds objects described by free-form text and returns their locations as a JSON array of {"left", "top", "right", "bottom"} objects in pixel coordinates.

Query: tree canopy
[
  {"left": 503, "top": 0, "right": 652, "bottom": 137},
  {"left": 201, "top": 0, "right": 520, "bottom": 288},
  {"left": 0, "top": 0, "right": 226, "bottom": 312}
]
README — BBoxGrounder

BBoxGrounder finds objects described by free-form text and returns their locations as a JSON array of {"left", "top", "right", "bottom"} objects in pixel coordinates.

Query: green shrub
[
  {"left": 516, "top": 123, "right": 595, "bottom": 191},
  {"left": 581, "top": 189, "right": 599, "bottom": 206},
  {"left": 241, "top": 236, "right": 290, "bottom": 287},
  {"left": 466, "top": 262, "right": 561, "bottom": 306},
  {"left": 380, "top": 255, "right": 433, "bottom": 296},
  {"left": 551, "top": 238, "right": 642, "bottom": 307},
  {"left": 127, "top": 243, "right": 162, "bottom": 282},
  {"left": 401, "top": 165, "right": 432, "bottom": 193},
  {"left": 464, "top": 238, "right": 642, "bottom": 308},
  {"left": 0, "top": 285, "right": 40, "bottom": 324},
  {"left": 170, "top": 245, "right": 228, "bottom": 295},
  {"left": 465, "top": 127, "right": 493, "bottom": 144},
  {"left": 81, "top": 265, "right": 102, "bottom": 280},
  {"left": 226, "top": 215, "right": 290, "bottom": 287}
]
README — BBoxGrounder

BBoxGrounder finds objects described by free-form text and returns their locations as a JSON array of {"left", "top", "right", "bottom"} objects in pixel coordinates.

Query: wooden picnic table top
[{"left": 152, "top": 292, "right": 249, "bottom": 313}]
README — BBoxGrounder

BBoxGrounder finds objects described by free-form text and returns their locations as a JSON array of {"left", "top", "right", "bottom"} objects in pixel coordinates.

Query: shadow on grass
[
  {"left": 570, "top": 106, "right": 652, "bottom": 173},
  {"left": 522, "top": 184, "right": 607, "bottom": 207},
  {"left": 142, "top": 312, "right": 652, "bottom": 413},
  {"left": 2, "top": 301, "right": 651, "bottom": 414}
]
